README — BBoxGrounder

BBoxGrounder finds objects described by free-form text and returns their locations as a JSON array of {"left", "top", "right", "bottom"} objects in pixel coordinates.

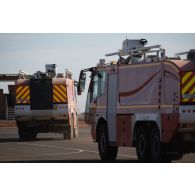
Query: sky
[{"left": 1, "top": 33, "right": 195, "bottom": 112}]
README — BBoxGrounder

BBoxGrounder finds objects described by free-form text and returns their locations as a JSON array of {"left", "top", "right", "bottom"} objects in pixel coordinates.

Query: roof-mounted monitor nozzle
[
  {"left": 187, "top": 50, "right": 195, "bottom": 61},
  {"left": 105, "top": 39, "right": 162, "bottom": 58},
  {"left": 18, "top": 70, "right": 30, "bottom": 79},
  {"left": 104, "top": 39, "right": 165, "bottom": 64},
  {"left": 122, "top": 39, "right": 148, "bottom": 52},
  {"left": 175, "top": 49, "right": 195, "bottom": 61},
  {"left": 46, "top": 64, "right": 57, "bottom": 78},
  {"left": 65, "top": 69, "right": 72, "bottom": 79},
  {"left": 97, "top": 59, "right": 105, "bottom": 67}
]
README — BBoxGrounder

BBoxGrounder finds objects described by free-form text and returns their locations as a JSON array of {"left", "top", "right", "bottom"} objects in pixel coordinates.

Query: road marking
[
  {"left": 83, "top": 150, "right": 137, "bottom": 158},
  {"left": 118, "top": 154, "right": 137, "bottom": 158},
  {"left": 6, "top": 142, "right": 137, "bottom": 159},
  {"left": 0, "top": 142, "right": 10, "bottom": 145},
  {"left": 12, "top": 142, "right": 81, "bottom": 151},
  {"left": 1, "top": 151, "right": 84, "bottom": 158}
]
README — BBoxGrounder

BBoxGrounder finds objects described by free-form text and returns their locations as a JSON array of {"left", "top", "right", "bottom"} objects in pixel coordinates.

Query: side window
[
  {"left": 92, "top": 75, "right": 98, "bottom": 100},
  {"left": 85, "top": 91, "right": 90, "bottom": 113},
  {"left": 90, "top": 71, "right": 106, "bottom": 102},
  {"left": 98, "top": 71, "right": 106, "bottom": 96},
  {"left": 85, "top": 79, "right": 92, "bottom": 113}
]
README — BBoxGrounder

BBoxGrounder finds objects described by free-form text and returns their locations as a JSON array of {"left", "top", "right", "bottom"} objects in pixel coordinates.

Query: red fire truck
[
  {"left": 15, "top": 64, "right": 79, "bottom": 140},
  {"left": 78, "top": 39, "right": 195, "bottom": 162}
]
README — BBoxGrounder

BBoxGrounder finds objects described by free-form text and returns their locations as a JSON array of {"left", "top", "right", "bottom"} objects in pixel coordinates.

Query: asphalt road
[{"left": 0, "top": 126, "right": 195, "bottom": 162}]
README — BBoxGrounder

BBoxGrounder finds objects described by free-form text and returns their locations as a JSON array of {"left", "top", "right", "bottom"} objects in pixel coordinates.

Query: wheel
[
  {"left": 28, "top": 130, "right": 37, "bottom": 140},
  {"left": 150, "top": 127, "right": 165, "bottom": 162},
  {"left": 18, "top": 128, "right": 27, "bottom": 140},
  {"left": 63, "top": 132, "right": 66, "bottom": 140},
  {"left": 136, "top": 128, "right": 150, "bottom": 162},
  {"left": 98, "top": 122, "right": 118, "bottom": 161},
  {"left": 18, "top": 127, "right": 37, "bottom": 141}
]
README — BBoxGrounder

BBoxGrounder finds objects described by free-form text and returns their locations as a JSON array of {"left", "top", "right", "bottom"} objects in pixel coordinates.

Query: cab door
[
  {"left": 85, "top": 74, "right": 98, "bottom": 124},
  {"left": 107, "top": 73, "right": 117, "bottom": 143}
]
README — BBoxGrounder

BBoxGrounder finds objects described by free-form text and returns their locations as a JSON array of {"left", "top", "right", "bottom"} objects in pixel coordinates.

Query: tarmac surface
[{"left": 0, "top": 126, "right": 195, "bottom": 162}]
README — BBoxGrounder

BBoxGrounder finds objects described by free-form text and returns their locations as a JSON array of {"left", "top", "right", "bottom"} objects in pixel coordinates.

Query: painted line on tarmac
[
  {"left": 12, "top": 142, "right": 82, "bottom": 151},
  {"left": 10, "top": 142, "right": 137, "bottom": 159},
  {"left": 10, "top": 142, "right": 100, "bottom": 155},
  {"left": 82, "top": 150, "right": 137, "bottom": 158},
  {"left": 118, "top": 154, "right": 137, "bottom": 158},
  {"left": 0, "top": 142, "right": 10, "bottom": 145},
  {"left": 1, "top": 150, "right": 84, "bottom": 158}
]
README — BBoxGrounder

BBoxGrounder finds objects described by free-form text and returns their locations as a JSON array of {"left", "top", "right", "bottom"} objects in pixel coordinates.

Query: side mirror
[{"left": 77, "top": 71, "right": 86, "bottom": 95}]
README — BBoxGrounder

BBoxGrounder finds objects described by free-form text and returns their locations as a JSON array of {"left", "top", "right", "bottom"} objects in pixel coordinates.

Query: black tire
[
  {"left": 28, "top": 130, "right": 37, "bottom": 140},
  {"left": 136, "top": 128, "right": 150, "bottom": 162},
  {"left": 18, "top": 129, "right": 27, "bottom": 140},
  {"left": 98, "top": 123, "right": 118, "bottom": 161},
  {"left": 150, "top": 127, "right": 165, "bottom": 162},
  {"left": 18, "top": 127, "right": 37, "bottom": 141},
  {"left": 63, "top": 132, "right": 66, "bottom": 140}
]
